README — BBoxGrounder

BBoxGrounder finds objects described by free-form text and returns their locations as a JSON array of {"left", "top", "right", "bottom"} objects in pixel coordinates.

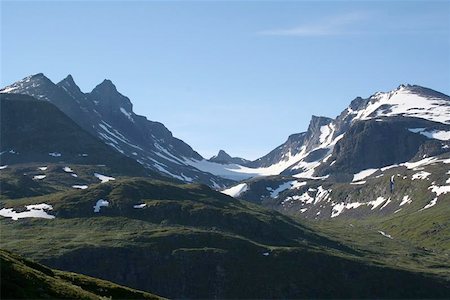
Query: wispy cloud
[{"left": 258, "top": 12, "right": 367, "bottom": 37}]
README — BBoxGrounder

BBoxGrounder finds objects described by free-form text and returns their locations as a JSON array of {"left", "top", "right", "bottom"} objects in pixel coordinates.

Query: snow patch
[
  {"left": 379, "top": 198, "right": 392, "bottom": 210},
  {"left": 63, "top": 166, "right": 73, "bottom": 173},
  {"left": 353, "top": 168, "right": 378, "bottom": 182},
  {"left": 378, "top": 231, "right": 393, "bottom": 239},
  {"left": 350, "top": 181, "right": 366, "bottom": 185},
  {"left": 94, "top": 173, "right": 115, "bottom": 183},
  {"left": 412, "top": 171, "right": 431, "bottom": 180},
  {"left": 133, "top": 203, "right": 146, "bottom": 209},
  {"left": 408, "top": 128, "right": 450, "bottom": 141},
  {"left": 93, "top": 199, "right": 109, "bottom": 213},
  {"left": 268, "top": 181, "right": 295, "bottom": 198},
  {"left": 368, "top": 197, "right": 386, "bottom": 210},
  {"left": 120, "top": 107, "right": 135, "bottom": 123},
  {"left": 352, "top": 87, "right": 450, "bottom": 125},
  {"left": 331, "top": 202, "right": 363, "bottom": 218},
  {"left": 221, "top": 183, "right": 248, "bottom": 198},
  {"left": 0, "top": 203, "right": 55, "bottom": 220},
  {"left": 420, "top": 184, "right": 450, "bottom": 211},
  {"left": 72, "top": 185, "right": 88, "bottom": 189},
  {"left": 33, "top": 175, "right": 46, "bottom": 180},
  {"left": 400, "top": 195, "right": 412, "bottom": 206}
]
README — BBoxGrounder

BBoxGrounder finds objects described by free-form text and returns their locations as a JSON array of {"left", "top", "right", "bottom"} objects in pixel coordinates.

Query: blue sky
[{"left": 1, "top": 1, "right": 449, "bottom": 159}]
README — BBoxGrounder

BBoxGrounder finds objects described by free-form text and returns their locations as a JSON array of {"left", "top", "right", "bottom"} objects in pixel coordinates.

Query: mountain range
[
  {"left": 1, "top": 74, "right": 449, "bottom": 298},
  {"left": 220, "top": 84, "right": 450, "bottom": 220},
  {"left": 1, "top": 74, "right": 233, "bottom": 188}
]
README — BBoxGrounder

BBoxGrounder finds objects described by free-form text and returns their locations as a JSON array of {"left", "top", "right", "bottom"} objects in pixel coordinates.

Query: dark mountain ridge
[{"left": 1, "top": 74, "right": 233, "bottom": 188}]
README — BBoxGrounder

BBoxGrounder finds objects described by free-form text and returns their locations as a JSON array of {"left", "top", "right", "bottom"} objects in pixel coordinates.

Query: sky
[{"left": 1, "top": 0, "right": 449, "bottom": 160}]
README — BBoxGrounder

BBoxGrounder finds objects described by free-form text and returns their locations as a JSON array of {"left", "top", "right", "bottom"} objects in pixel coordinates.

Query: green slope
[
  {"left": 310, "top": 201, "right": 450, "bottom": 280},
  {"left": 0, "top": 249, "right": 162, "bottom": 299},
  {"left": 1, "top": 179, "right": 450, "bottom": 298}
]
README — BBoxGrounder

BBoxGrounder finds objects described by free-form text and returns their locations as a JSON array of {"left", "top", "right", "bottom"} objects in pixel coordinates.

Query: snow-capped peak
[{"left": 348, "top": 84, "right": 450, "bottom": 124}]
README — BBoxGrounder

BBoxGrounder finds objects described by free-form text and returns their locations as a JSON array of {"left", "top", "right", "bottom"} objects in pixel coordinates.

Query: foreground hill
[
  {"left": 1, "top": 179, "right": 450, "bottom": 298},
  {"left": 0, "top": 249, "right": 162, "bottom": 299}
]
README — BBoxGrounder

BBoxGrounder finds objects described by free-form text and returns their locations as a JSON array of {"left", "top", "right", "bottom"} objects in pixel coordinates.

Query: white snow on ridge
[
  {"left": 94, "top": 173, "right": 115, "bottom": 183},
  {"left": 368, "top": 197, "right": 387, "bottom": 210},
  {"left": 133, "top": 203, "right": 146, "bottom": 209},
  {"left": 153, "top": 142, "right": 185, "bottom": 165},
  {"left": 93, "top": 199, "right": 109, "bottom": 213},
  {"left": 268, "top": 181, "right": 294, "bottom": 198},
  {"left": 421, "top": 198, "right": 438, "bottom": 210},
  {"left": 63, "top": 166, "right": 73, "bottom": 173},
  {"left": 38, "top": 166, "right": 48, "bottom": 171},
  {"left": 282, "top": 192, "right": 315, "bottom": 206},
  {"left": 352, "top": 86, "right": 450, "bottom": 124},
  {"left": 412, "top": 171, "right": 431, "bottom": 180},
  {"left": 33, "top": 175, "right": 46, "bottom": 180},
  {"left": 99, "top": 121, "right": 143, "bottom": 151},
  {"left": 26, "top": 203, "right": 53, "bottom": 210},
  {"left": 184, "top": 158, "right": 258, "bottom": 180},
  {"left": 408, "top": 128, "right": 425, "bottom": 133},
  {"left": 48, "top": 152, "right": 61, "bottom": 157},
  {"left": 184, "top": 144, "right": 327, "bottom": 181},
  {"left": 378, "top": 231, "right": 393, "bottom": 239},
  {"left": 319, "top": 124, "right": 334, "bottom": 145},
  {"left": 419, "top": 184, "right": 450, "bottom": 211},
  {"left": 408, "top": 128, "right": 450, "bottom": 141},
  {"left": 350, "top": 181, "right": 366, "bottom": 185},
  {"left": 379, "top": 198, "right": 392, "bottom": 210},
  {"left": 331, "top": 202, "right": 363, "bottom": 218},
  {"left": 151, "top": 162, "right": 186, "bottom": 181},
  {"left": 0, "top": 165, "right": 8, "bottom": 170},
  {"left": 221, "top": 183, "right": 248, "bottom": 198},
  {"left": 0, "top": 203, "right": 55, "bottom": 220},
  {"left": 421, "top": 130, "right": 450, "bottom": 141},
  {"left": 72, "top": 185, "right": 88, "bottom": 189},
  {"left": 120, "top": 107, "right": 135, "bottom": 123},
  {"left": 291, "top": 181, "right": 307, "bottom": 189},
  {"left": 1, "top": 86, "right": 18, "bottom": 93},
  {"left": 353, "top": 168, "right": 378, "bottom": 182},
  {"left": 428, "top": 185, "right": 450, "bottom": 196},
  {"left": 400, "top": 195, "right": 412, "bottom": 206}
]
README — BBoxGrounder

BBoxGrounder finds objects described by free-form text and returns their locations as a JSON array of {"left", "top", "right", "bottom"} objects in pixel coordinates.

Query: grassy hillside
[
  {"left": 1, "top": 178, "right": 450, "bottom": 298},
  {"left": 310, "top": 202, "right": 450, "bottom": 280},
  {"left": 0, "top": 249, "right": 162, "bottom": 299}
]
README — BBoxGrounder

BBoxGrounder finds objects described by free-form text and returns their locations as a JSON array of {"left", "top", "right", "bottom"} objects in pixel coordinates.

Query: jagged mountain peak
[
  {"left": 308, "top": 115, "right": 333, "bottom": 129},
  {"left": 211, "top": 150, "right": 232, "bottom": 160},
  {"left": 59, "top": 74, "right": 76, "bottom": 86},
  {"left": 1, "top": 73, "right": 233, "bottom": 188},
  {"left": 0, "top": 73, "right": 51, "bottom": 93},
  {"left": 94, "top": 79, "right": 118, "bottom": 92},
  {"left": 208, "top": 149, "right": 250, "bottom": 166},
  {"left": 25, "top": 73, "right": 47, "bottom": 81},
  {"left": 90, "top": 79, "right": 133, "bottom": 112},
  {"left": 57, "top": 74, "right": 84, "bottom": 98}
]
